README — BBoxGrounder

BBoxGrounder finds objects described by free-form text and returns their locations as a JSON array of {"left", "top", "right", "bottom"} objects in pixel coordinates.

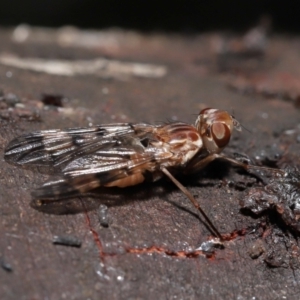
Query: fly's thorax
[
  {"left": 195, "top": 108, "right": 241, "bottom": 153},
  {"left": 153, "top": 123, "right": 203, "bottom": 166}
]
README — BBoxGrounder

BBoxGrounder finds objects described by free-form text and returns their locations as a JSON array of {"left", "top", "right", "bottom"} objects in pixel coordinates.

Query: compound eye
[{"left": 211, "top": 123, "right": 231, "bottom": 148}]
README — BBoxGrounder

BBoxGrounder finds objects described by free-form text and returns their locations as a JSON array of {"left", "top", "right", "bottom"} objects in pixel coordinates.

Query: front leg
[
  {"left": 184, "top": 153, "right": 221, "bottom": 174},
  {"left": 185, "top": 153, "right": 286, "bottom": 177}
]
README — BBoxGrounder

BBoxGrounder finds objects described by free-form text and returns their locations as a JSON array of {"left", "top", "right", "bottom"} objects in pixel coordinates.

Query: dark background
[{"left": 1, "top": 0, "right": 299, "bottom": 32}]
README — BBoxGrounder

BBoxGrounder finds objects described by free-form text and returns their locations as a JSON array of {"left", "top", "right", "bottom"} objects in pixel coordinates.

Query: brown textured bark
[{"left": 1, "top": 26, "right": 300, "bottom": 299}]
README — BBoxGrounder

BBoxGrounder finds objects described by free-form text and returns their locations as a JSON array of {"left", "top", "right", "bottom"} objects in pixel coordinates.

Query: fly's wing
[
  {"left": 4, "top": 123, "right": 155, "bottom": 169},
  {"left": 4, "top": 123, "right": 167, "bottom": 201},
  {"left": 32, "top": 148, "right": 161, "bottom": 201}
]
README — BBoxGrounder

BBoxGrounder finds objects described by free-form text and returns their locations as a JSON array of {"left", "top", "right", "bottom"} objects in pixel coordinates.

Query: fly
[{"left": 4, "top": 108, "right": 285, "bottom": 241}]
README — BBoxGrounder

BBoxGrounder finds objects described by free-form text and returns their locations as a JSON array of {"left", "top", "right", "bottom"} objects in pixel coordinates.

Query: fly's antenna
[
  {"left": 240, "top": 122, "right": 252, "bottom": 134},
  {"left": 231, "top": 108, "right": 252, "bottom": 133}
]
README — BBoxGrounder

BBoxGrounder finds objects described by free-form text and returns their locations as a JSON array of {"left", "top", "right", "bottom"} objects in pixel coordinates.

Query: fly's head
[{"left": 195, "top": 108, "right": 241, "bottom": 153}]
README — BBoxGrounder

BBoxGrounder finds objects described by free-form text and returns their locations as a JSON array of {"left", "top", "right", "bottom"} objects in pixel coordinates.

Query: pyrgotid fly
[{"left": 5, "top": 108, "right": 285, "bottom": 240}]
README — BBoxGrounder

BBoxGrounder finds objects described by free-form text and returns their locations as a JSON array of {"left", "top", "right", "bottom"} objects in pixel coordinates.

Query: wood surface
[{"left": 1, "top": 26, "right": 300, "bottom": 299}]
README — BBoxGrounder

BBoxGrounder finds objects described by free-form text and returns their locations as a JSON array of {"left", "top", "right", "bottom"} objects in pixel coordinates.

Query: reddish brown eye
[{"left": 211, "top": 123, "right": 231, "bottom": 148}]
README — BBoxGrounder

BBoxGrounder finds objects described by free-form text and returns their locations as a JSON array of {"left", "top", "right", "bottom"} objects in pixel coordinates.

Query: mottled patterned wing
[
  {"left": 32, "top": 148, "right": 161, "bottom": 201},
  {"left": 5, "top": 123, "right": 165, "bottom": 201},
  {"left": 4, "top": 123, "right": 155, "bottom": 169}
]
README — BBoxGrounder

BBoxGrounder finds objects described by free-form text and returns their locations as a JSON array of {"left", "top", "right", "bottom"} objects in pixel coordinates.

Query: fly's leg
[
  {"left": 161, "top": 167, "right": 223, "bottom": 241},
  {"left": 169, "top": 153, "right": 286, "bottom": 241},
  {"left": 185, "top": 153, "right": 220, "bottom": 174},
  {"left": 217, "top": 154, "right": 287, "bottom": 177},
  {"left": 186, "top": 153, "right": 286, "bottom": 177}
]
